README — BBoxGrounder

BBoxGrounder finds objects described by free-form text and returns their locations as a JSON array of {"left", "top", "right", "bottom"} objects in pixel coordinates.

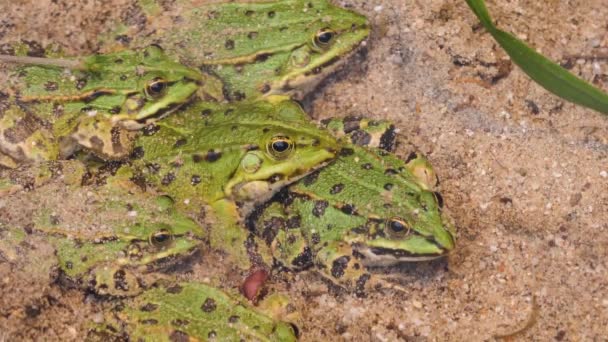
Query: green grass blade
[{"left": 465, "top": 0, "right": 608, "bottom": 115}]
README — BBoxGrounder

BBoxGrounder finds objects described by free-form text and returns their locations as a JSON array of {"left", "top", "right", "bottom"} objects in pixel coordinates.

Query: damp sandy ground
[{"left": 1, "top": 0, "right": 607, "bottom": 341}]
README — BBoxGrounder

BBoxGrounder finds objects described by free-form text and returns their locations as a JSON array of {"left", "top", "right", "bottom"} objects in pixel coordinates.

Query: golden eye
[
  {"left": 313, "top": 28, "right": 336, "bottom": 49},
  {"left": 266, "top": 135, "right": 294, "bottom": 160},
  {"left": 145, "top": 78, "right": 168, "bottom": 98},
  {"left": 149, "top": 228, "right": 173, "bottom": 248},
  {"left": 386, "top": 217, "right": 411, "bottom": 238}
]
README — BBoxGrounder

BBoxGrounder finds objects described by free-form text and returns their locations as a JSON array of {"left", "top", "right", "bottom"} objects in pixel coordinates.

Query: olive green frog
[{"left": 0, "top": 45, "right": 211, "bottom": 167}]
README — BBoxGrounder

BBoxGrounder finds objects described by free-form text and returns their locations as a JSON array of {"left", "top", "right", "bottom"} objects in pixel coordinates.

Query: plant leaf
[{"left": 465, "top": 0, "right": 608, "bottom": 115}]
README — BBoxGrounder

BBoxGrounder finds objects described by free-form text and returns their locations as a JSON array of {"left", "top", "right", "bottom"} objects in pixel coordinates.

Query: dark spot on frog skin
[
  {"left": 130, "top": 146, "right": 144, "bottom": 159},
  {"left": 208, "top": 331, "right": 217, "bottom": 339},
  {"left": 312, "top": 200, "right": 329, "bottom": 217},
  {"left": 291, "top": 247, "right": 313, "bottom": 268},
  {"left": 140, "top": 303, "right": 158, "bottom": 312},
  {"left": 245, "top": 10, "right": 255, "bottom": 16},
  {"left": 384, "top": 183, "right": 394, "bottom": 191},
  {"left": 22, "top": 40, "right": 44, "bottom": 57},
  {"left": 115, "top": 34, "right": 131, "bottom": 46},
  {"left": 140, "top": 319, "right": 159, "bottom": 325},
  {"left": 302, "top": 170, "right": 320, "bottom": 186},
  {"left": 205, "top": 149, "right": 222, "bottom": 162},
  {"left": 330, "top": 183, "right": 344, "bottom": 195},
  {"left": 340, "top": 204, "right": 356, "bottom": 215},
  {"left": 169, "top": 330, "right": 190, "bottom": 342},
  {"left": 350, "top": 130, "right": 371, "bottom": 146},
  {"left": 191, "top": 175, "right": 201, "bottom": 185},
  {"left": 166, "top": 284, "right": 183, "bottom": 294},
  {"left": 286, "top": 215, "right": 301, "bottom": 229},
  {"left": 342, "top": 116, "right": 361, "bottom": 133},
  {"left": 49, "top": 214, "right": 61, "bottom": 225},
  {"left": 161, "top": 172, "right": 176, "bottom": 186},
  {"left": 254, "top": 53, "right": 272, "bottom": 63},
  {"left": 339, "top": 147, "right": 354, "bottom": 157},
  {"left": 224, "top": 39, "right": 234, "bottom": 50},
  {"left": 201, "top": 108, "right": 212, "bottom": 117},
  {"left": 65, "top": 261, "right": 73, "bottom": 270},
  {"left": 113, "top": 269, "right": 129, "bottom": 292},
  {"left": 350, "top": 225, "right": 368, "bottom": 235},
  {"left": 379, "top": 125, "right": 396, "bottom": 152},
  {"left": 248, "top": 31, "right": 258, "bottom": 39},
  {"left": 44, "top": 81, "right": 58, "bottom": 92},
  {"left": 146, "top": 163, "right": 161, "bottom": 174},
  {"left": 311, "top": 233, "right": 321, "bottom": 245},
  {"left": 171, "top": 319, "right": 189, "bottom": 327},
  {"left": 259, "top": 83, "right": 271, "bottom": 93},
  {"left": 361, "top": 163, "right": 373, "bottom": 170},
  {"left": 405, "top": 152, "right": 418, "bottom": 163},
  {"left": 224, "top": 108, "right": 234, "bottom": 116},
  {"left": 201, "top": 297, "right": 217, "bottom": 313},
  {"left": 143, "top": 124, "right": 160, "bottom": 136},
  {"left": 267, "top": 11, "right": 276, "bottom": 18},
  {"left": 173, "top": 138, "right": 187, "bottom": 148},
  {"left": 331, "top": 256, "right": 350, "bottom": 278},
  {"left": 228, "top": 315, "right": 239, "bottom": 323},
  {"left": 384, "top": 168, "right": 398, "bottom": 176},
  {"left": 109, "top": 106, "right": 121, "bottom": 115},
  {"left": 75, "top": 78, "right": 87, "bottom": 90}
]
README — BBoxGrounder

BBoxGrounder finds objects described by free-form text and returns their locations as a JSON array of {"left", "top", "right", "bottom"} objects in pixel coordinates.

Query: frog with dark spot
[
  {"left": 250, "top": 121, "right": 455, "bottom": 294},
  {"left": 103, "top": 0, "right": 369, "bottom": 101},
  {"left": 0, "top": 160, "right": 205, "bottom": 297},
  {"left": 127, "top": 98, "right": 341, "bottom": 270},
  {"left": 0, "top": 45, "right": 214, "bottom": 167}
]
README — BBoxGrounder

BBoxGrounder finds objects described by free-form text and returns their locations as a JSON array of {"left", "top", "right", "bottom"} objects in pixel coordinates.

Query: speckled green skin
[
  {"left": 129, "top": 98, "right": 341, "bottom": 269},
  {"left": 105, "top": 0, "right": 369, "bottom": 101},
  {"left": 0, "top": 161, "right": 205, "bottom": 297},
  {"left": 94, "top": 282, "right": 297, "bottom": 342},
  {"left": 251, "top": 119, "right": 455, "bottom": 292},
  {"left": 0, "top": 45, "right": 205, "bottom": 167}
]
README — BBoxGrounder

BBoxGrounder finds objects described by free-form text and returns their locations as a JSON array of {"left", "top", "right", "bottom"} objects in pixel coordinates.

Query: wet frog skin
[
  {"left": 106, "top": 0, "right": 369, "bottom": 101},
  {"left": 252, "top": 125, "right": 454, "bottom": 293},
  {"left": 129, "top": 98, "right": 341, "bottom": 269},
  {"left": 94, "top": 282, "right": 297, "bottom": 342},
  {"left": 0, "top": 161, "right": 205, "bottom": 297},
  {"left": 0, "top": 45, "right": 206, "bottom": 167}
]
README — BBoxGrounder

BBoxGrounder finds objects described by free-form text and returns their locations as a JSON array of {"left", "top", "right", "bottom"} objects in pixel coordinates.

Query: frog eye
[
  {"left": 313, "top": 28, "right": 336, "bottom": 49},
  {"left": 149, "top": 229, "right": 173, "bottom": 248},
  {"left": 386, "top": 217, "right": 411, "bottom": 238},
  {"left": 266, "top": 135, "right": 294, "bottom": 160},
  {"left": 145, "top": 78, "right": 168, "bottom": 98}
]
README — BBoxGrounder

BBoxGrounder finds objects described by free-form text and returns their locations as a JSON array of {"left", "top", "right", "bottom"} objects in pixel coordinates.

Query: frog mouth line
[{"left": 357, "top": 244, "right": 448, "bottom": 265}]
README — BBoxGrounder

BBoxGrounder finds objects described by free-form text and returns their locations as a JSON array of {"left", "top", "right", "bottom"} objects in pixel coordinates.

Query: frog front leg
[
  {"left": 321, "top": 116, "right": 439, "bottom": 190},
  {"left": 210, "top": 199, "right": 273, "bottom": 272}
]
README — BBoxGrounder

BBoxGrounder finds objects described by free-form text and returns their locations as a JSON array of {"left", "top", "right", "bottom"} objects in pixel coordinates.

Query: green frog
[
  {"left": 0, "top": 45, "right": 212, "bottom": 167},
  {"left": 0, "top": 160, "right": 205, "bottom": 297},
  {"left": 92, "top": 281, "right": 297, "bottom": 341},
  {"left": 104, "top": 0, "right": 370, "bottom": 101},
  {"left": 251, "top": 125, "right": 455, "bottom": 294},
  {"left": 128, "top": 98, "right": 342, "bottom": 269}
]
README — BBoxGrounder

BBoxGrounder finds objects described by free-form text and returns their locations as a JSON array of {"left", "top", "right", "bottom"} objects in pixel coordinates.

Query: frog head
[
  {"left": 133, "top": 99, "right": 341, "bottom": 210},
  {"left": 5, "top": 45, "right": 203, "bottom": 124},
  {"left": 267, "top": 0, "right": 371, "bottom": 98},
  {"left": 30, "top": 184, "right": 206, "bottom": 296},
  {"left": 289, "top": 145, "right": 455, "bottom": 264}
]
